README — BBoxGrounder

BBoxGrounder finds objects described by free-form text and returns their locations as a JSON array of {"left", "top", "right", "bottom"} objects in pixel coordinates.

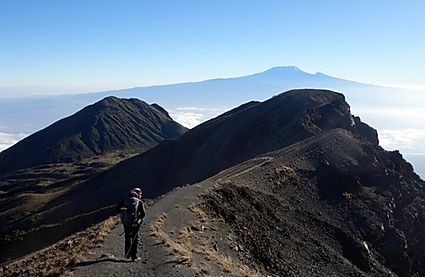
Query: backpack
[{"left": 120, "top": 195, "right": 140, "bottom": 227}]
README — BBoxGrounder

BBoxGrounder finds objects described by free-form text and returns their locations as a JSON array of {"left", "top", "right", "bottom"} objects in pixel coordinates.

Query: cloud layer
[
  {"left": 379, "top": 129, "right": 425, "bottom": 154},
  {"left": 170, "top": 107, "right": 226, "bottom": 128},
  {"left": 0, "top": 132, "right": 27, "bottom": 152},
  {"left": 1, "top": 122, "right": 424, "bottom": 179}
]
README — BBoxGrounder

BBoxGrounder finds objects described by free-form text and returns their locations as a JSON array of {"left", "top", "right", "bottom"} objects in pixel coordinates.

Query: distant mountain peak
[
  {"left": 263, "top": 65, "right": 303, "bottom": 73},
  {"left": 93, "top": 95, "right": 123, "bottom": 108},
  {"left": 0, "top": 97, "right": 187, "bottom": 175},
  {"left": 256, "top": 66, "right": 316, "bottom": 79},
  {"left": 314, "top": 72, "right": 329, "bottom": 77},
  {"left": 151, "top": 103, "right": 171, "bottom": 119},
  {"left": 96, "top": 96, "right": 140, "bottom": 106},
  {"left": 101, "top": 95, "right": 119, "bottom": 101}
]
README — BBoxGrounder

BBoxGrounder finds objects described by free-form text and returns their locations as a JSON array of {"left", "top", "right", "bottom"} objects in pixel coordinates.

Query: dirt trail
[
  {"left": 70, "top": 185, "right": 203, "bottom": 276},
  {"left": 70, "top": 158, "right": 268, "bottom": 277}
]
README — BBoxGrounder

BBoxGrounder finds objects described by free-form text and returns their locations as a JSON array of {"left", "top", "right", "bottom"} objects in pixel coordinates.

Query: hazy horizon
[
  {"left": 1, "top": 65, "right": 425, "bottom": 97},
  {"left": 1, "top": 1, "right": 424, "bottom": 178},
  {"left": 1, "top": 1, "right": 425, "bottom": 94},
  {"left": 3, "top": 2, "right": 425, "bottom": 275},
  {"left": 0, "top": 66, "right": 424, "bottom": 179}
]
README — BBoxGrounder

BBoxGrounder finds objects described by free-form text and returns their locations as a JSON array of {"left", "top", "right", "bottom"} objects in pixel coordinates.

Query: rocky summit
[
  {"left": 0, "top": 96, "right": 187, "bottom": 263},
  {"left": 202, "top": 128, "right": 424, "bottom": 276},
  {"left": 0, "top": 96, "right": 187, "bottom": 175},
  {"left": 73, "top": 89, "right": 379, "bottom": 200}
]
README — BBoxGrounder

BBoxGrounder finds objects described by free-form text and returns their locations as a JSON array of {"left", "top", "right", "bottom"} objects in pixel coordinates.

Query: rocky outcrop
[{"left": 202, "top": 129, "right": 425, "bottom": 276}]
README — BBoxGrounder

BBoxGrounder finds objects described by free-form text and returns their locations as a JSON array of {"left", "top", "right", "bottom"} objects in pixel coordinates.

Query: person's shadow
[{"left": 73, "top": 256, "right": 132, "bottom": 267}]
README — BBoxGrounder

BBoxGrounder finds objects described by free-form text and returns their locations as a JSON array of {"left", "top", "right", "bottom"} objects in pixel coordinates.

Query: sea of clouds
[
  {"left": 1, "top": 107, "right": 424, "bottom": 179},
  {"left": 170, "top": 107, "right": 227, "bottom": 128},
  {"left": 0, "top": 132, "right": 27, "bottom": 152}
]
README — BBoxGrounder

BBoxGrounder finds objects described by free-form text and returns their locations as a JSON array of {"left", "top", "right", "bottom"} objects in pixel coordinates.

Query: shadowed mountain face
[
  {"left": 0, "top": 97, "right": 187, "bottom": 175},
  {"left": 2, "top": 66, "right": 423, "bottom": 135},
  {"left": 202, "top": 128, "right": 425, "bottom": 276},
  {"left": 81, "top": 89, "right": 378, "bottom": 199},
  {"left": 1, "top": 66, "right": 424, "bottom": 180},
  {"left": 3, "top": 89, "right": 423, "bottom": 275},
  {"left": 0, "top": 89, "right": 383, "bottom": 260},
  {"left": 0, "top": 66, "right": 370, "bottom": 134}
]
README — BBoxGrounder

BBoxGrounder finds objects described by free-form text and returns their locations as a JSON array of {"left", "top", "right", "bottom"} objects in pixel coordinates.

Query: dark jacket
[{"left": 117, "top": 190, "right": 145, "bottom": 227}]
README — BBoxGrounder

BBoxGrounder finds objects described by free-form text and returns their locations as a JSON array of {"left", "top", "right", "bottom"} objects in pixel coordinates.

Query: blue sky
[{"left": 1, "top": 0, "right": 425, "bottom": 94}]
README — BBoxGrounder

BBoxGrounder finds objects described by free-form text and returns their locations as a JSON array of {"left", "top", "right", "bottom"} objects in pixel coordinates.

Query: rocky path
[
  {"left": 70, "top": 157, "right": 268, "bottom": 277},
  {"left": 70, "top": 184, "right": 205, "bottom": 277}
]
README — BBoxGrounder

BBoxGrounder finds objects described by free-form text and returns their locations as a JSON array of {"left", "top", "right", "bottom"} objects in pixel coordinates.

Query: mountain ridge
[
  {"left": 24, "top": 89, "right": 380, "bottom": 226},
  {"left": 1, "top": 89, "right": 424, "bottom": 276},
  {"left": 0, "top": 97, "right": 187, "bottom": 175},
  {"left": 201, "top": 127, "right": 424, "bottom": 276},
  {"left": 1, "top": 65, "right": 415, "bottom": 136}
]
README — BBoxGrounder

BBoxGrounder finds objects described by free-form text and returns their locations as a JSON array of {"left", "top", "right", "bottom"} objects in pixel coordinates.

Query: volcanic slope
[
  {"left": 5, "top": 89, "right": 382, "bottom": 263},
  {"left": 4, "top": 89, "right": 425, "bottom": 276},
  {"left": 0, "top": 97, "right": 186, "bottom": 263},
  {"left": 0, "top": 96, "right": 187, "bottom": 175},
  {"left": 67, "top": 128, "right": 423, "bottom": 277},
  {"left": 202, "top": 128, "right": 425, "bottom": 276},
  {"left": 65, "top": 89, "right": 378, "bottom": 201}
]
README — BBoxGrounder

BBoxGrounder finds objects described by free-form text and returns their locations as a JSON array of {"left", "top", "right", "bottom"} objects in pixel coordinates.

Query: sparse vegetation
[
  {"left": 200, "top": 238, "right": 261, "bottom": 277},
  {"left": 1, "top": 216, "right": 119, "bottom": 277},
  {"left": 150, "top": 213, "right": 193, "bottom": 265},
  {"left": 200, "top": 266, "right": 213, "bottom": 276},
  {"left": 342, "top": 191, "right": 353, "bottom": 200},
  {"left": 218, "top": 179, "right": 233, "bottom": 186},
  {"left": 192, "top": 203, "right": 262, "bottom": 277},
  {"left": 189, "top": 203, "right": 208, "bottom": 223},
  {"left": 149, "top": 204, "right": 262, "bottom": 276}
]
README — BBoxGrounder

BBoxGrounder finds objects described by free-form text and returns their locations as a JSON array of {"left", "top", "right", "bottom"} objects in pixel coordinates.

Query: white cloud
[
  {"left": 0, "top": 132, "right": 27, "bottom": 152},
  {"left": 172, "top": 112, "right": 207, "bottom": 128},
  {"left": 170, "top": 107, "right": 227, "bottom": 128},
  {"left": 351, "top": 106, "right": 425, "bottom": 130},
  {"left": 354, "top": 107, "right": 425, "bottom": 119},
  {"left": 176, "top": 107, "right": 222, "bottom": 112},
  {"left": 379, "top": 129, "right": 425, "bottom": 153}
]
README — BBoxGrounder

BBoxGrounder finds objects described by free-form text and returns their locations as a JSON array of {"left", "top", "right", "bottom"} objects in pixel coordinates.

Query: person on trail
[{"left": 117, "top": 187, "right": 145, "bottom": 261}]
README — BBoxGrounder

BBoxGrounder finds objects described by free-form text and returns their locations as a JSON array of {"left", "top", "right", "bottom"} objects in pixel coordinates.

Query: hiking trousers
[{"left": 124, "top": 224, "right": 140, "bottom": 259}]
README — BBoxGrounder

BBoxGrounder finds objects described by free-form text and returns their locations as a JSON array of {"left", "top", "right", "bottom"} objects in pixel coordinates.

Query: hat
[{"left": 133, "top": 187, "right": 142, "bottom": 198}]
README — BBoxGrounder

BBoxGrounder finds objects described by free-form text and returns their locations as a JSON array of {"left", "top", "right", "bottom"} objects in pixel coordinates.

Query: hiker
[{"left": 117, "top": 187, "right": 145, "bottom": 261}]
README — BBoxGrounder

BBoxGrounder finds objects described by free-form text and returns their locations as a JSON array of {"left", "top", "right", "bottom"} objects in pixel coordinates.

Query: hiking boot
[{"left": 132, "top": 256, "right": 141, "bottom": 261}]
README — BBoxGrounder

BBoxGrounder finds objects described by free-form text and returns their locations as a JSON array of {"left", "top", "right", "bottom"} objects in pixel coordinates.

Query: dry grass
[
  {"left": 179, "top": 226, "right": 193, "bottom": 243},
  {"left": 82, "top": 150, "right": 140, "bottom": 165},
  {"left": 2, "top": 191, "right": 65, "bottom": 223},
  {"left": 190, "top": 221, "right": 204, "bottom": 231},
  {"left": 150, "top": 213, "right": 193, "bottom": 265},
  {"left": 201, "top": 238, "right": 261, "bottom": 277},
  {"left": 342, "top": 191, "right": 353, "bottom": 200},
  {"left": 199, "top": 266, "right": 213, "bottom": 276},
  {"left": 274, "top": 165, "right": 297, "bottom": 184},
  {"left": 217, "top": 179, "right": 234, "bottom": 186},
  {"left": 149, "top": 204, "right": 262, "bottom": 277},
  {"left": 150, "top": 212, "right": 167, "bottom": 235},
  {"left": 143, "top": 198, "right": 154, "bottom": 208},
  {"left": 191, "top": 203, "right": 262, "bottom": 277},
  {"left": 2, "top": 216, "right": 119, "bottom": 277},
  {"left": 189, "top": 203, "right": 207, "bottom": 223}
]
